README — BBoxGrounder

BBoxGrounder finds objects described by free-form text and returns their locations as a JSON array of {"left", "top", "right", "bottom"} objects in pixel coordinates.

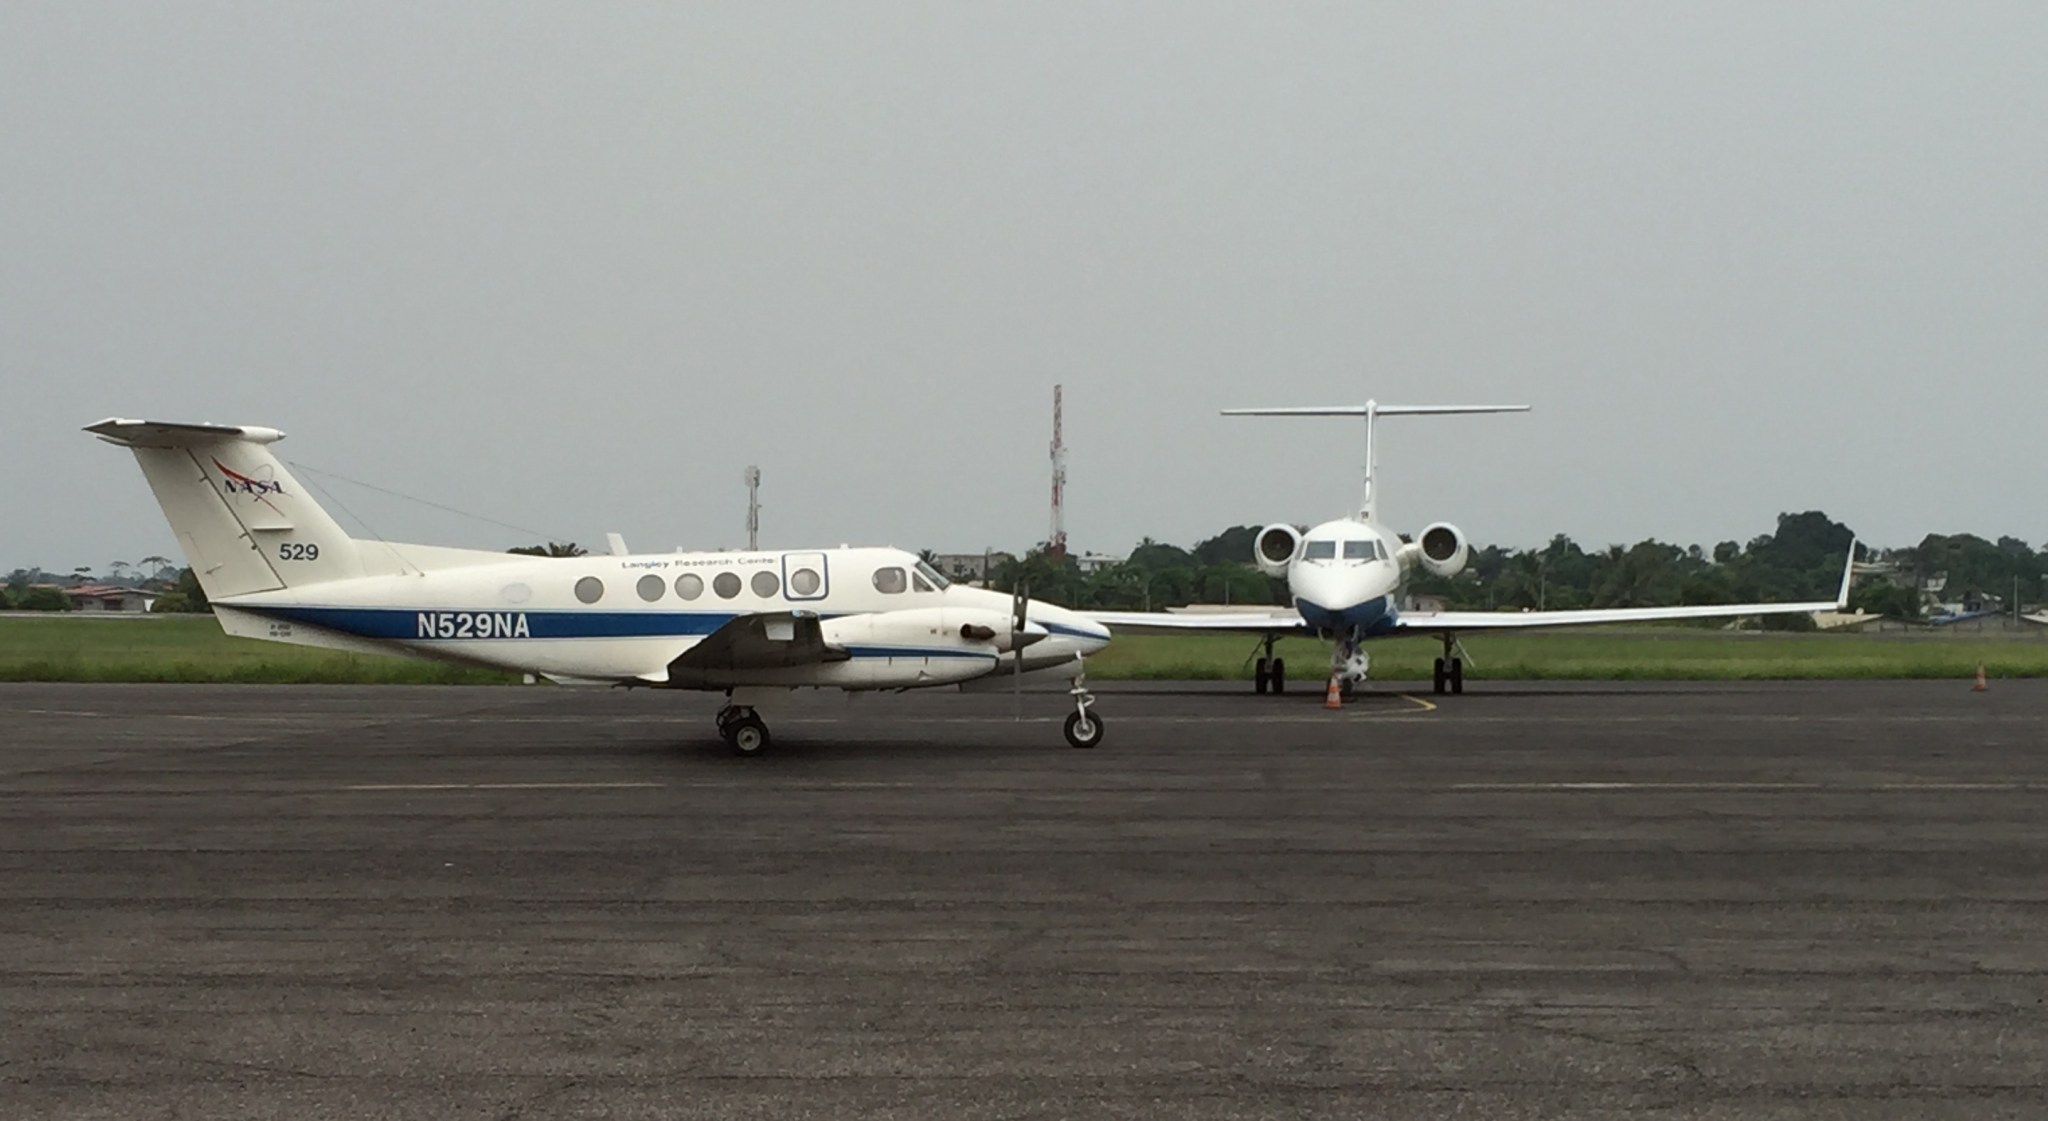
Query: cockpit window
[
  {"left": 914, "top": 560, "right": 951, "bottom": 590},
  {"left": 1343, "top": 540, "right": 1380, "bottom": 561},
  {"left": 1303, "top": 540, "right": 1337, "bottom": 561},
  {"left": 873, "top": 567, "right": 907, "bottom": 594}
]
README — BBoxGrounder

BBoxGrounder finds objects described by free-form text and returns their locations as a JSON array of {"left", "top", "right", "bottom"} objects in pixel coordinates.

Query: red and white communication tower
[{"left": 1047, "top": 384, "right": 1068, "bottom": 559}]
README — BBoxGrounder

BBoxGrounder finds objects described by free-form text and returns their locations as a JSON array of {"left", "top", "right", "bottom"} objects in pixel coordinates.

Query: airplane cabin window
[
  {"left": 1304, "top": 541, "right": 1337, "bottom": 561},
  {"left": 637, "top": 574, "right": 665, "bottom": 602},
  {"left": 713, "top": 572, "right": 742, "bottom": 599},
  {"left": 574, "top": 576, "right": 605, "bottom": 604},
  {"left": 675, "top": 573, "right": 704, "bottom": 600},
  {"left": 873, "top": 567, "right": 907, "bottom": 594},
  {"left": 790, "top": 567, "right": 821, "bottom": 596},
  {"left": 751, "top": 571, "right": 779, "bottom": 597},
  {"left": 912, "top": 571, "right": 935, "bottom": 593}
]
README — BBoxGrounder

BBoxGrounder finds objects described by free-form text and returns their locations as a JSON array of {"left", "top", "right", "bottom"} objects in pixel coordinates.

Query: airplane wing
[
  {"left": 1083, "top": 609, "right": 1310, "bottom": 636},
  {"left": 663, "top": 611, "right": 851, "bottom": 674},
  {"left": 1394, "top": 543, "right": 1858, "bottom": 634}
]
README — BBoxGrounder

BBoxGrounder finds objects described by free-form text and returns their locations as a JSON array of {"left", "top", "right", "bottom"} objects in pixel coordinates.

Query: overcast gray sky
[{"left": 5, "top": 2, "right": 2045, "bottom": 573}]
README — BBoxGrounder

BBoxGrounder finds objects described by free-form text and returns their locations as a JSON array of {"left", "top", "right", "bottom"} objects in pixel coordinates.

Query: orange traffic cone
[
  {"left": 1973, "top": 664, "right": 1988, "bottom": 692},
  {"left": 1324, "top": 676, "right": 1343, "bottom": 709}
]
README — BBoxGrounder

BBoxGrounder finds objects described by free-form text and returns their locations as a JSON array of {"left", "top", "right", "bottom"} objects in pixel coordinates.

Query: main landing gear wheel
[
  {"left": 1431, "top": 657, "right": 1466, "bottom": 696},
  {"left": 1269, "top": 658, "right": 1286, "bottom": 694},
  {"left": 1064, "top": 710, "right": 1105, "bottom": 749},
  {"left": 1254, "top": 658, "right": 1270, "bottom": 695},
  {"left": 720, "top": 711, "right": 770, "bottom": 756}
]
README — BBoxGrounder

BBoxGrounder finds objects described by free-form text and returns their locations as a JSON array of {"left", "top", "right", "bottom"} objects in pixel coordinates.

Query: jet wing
[
  {"left": 1394, "top": 598, "right": 1842, "bottom": 633},
  {"left": 1084, "top": 609, "right": 1310, "bottom": 636},
  {"left": 1394, "top": 542, "right": 1857, "bottom": 634},
  {"left": 664, "top": 611, "right": 851, "bottom": 674}
]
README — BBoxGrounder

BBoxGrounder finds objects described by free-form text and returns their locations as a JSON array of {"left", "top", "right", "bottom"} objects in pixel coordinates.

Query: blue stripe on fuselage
[
  {"left": 1294, "top": 594, "right": 1399, "bottom": 636},
  {"left": 244, "top": 605, "right": 748, "bottom": 640},
  {"left": 841, "top": 646, "right": 996, "bottom": 662},
  {"left": 235, "top": 605, "right": 1004, "bottom": 663}
]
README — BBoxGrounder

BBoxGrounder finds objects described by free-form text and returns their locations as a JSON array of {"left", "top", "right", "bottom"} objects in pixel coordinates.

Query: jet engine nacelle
[
  {"left": 1253, "top": 524, "right": 1303, "bottom": 578},
  {"left": 1401, "top": 522, "right": 1469, "bottom": 578}
]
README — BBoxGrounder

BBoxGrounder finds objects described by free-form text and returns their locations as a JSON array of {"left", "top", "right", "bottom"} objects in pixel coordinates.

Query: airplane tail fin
[
  {"left": 1222, "top": 401, "right": 1530, "bottom": 523},
  {"left": 86, "top": 419, "right": 364, "bottom": 600}
]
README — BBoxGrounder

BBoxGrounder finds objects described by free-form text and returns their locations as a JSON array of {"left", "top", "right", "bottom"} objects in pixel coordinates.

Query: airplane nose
[{"left": 1029, "top": 604, "right": 1112, "bottom": 652}]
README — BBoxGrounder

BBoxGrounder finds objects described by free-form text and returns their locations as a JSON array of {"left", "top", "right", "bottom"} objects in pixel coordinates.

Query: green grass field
[
  {"left": 2, "top": 615, "right": 2044, "bottom": 685},
  {"left": 0, "top": 616, "right": 513, "bottom": 684}
]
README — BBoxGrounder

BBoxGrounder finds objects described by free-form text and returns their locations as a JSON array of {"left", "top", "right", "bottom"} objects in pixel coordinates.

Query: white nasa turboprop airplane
[
  {"left": 88, "top": 418, "right": 1113, "bottom": 755},
  {"left": 1087, "top": 402, "right": 1855, "bottom": 697}
]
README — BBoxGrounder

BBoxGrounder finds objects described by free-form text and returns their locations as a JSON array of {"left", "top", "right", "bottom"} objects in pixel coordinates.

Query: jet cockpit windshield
[{"left": 1305, "top": 537, "right": 1385, "bottom": 564}]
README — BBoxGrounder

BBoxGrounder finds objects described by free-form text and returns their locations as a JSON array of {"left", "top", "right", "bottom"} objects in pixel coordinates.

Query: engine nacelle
[
  {"left": 1405, "top": 522, "right": 1469, "bottom": 578},
  {"left": 823, "top": 607, "right": 1032, "bottom": 653},
  {"left": 1253, "top": 524, "right": 1302, "bottom": 578}
]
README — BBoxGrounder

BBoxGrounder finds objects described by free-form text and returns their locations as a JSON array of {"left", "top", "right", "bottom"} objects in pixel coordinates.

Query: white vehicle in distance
[{"left": 88, "top": 418, "right": 1112, "bottom": 755}]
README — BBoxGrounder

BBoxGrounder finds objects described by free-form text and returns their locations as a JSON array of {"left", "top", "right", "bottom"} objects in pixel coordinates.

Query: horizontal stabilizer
[
  {"left": 1221, "top": 405, "right": 1530, "bottom": 417},
  {"left": 85, "top": 418, "right": 286, "bottom": 447}
]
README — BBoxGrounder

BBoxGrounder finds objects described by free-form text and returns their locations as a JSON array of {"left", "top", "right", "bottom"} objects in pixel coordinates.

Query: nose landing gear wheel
[
  {"left": 723, "top": 714, "right": 770, "bottom": 756},
  {"left": 1064, "top": 711, "right": 1105, "bottom": 749}
]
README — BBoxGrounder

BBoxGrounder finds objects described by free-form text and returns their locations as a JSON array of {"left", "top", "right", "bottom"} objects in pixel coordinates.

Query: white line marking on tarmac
[
  {"left": 343, "top": 782, "right": 666, "bottom": 792},
  {"left": 1452, "top": 781, "right": 2048, "bottom": 792}
]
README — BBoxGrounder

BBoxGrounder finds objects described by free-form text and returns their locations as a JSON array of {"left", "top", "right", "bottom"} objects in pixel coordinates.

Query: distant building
[
  {"left": 1073, "top": 552, "right": 1121, "bottom": 574},
  {"left": 65, "top": 584, "right": 161, "bottom": 613},
  {"left": 931, "top": 552, "right": 1016, "bottom": 585}
]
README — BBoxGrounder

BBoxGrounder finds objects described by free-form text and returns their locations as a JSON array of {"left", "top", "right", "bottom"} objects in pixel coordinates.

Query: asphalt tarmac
[{"left": 3, "top": 680, "right": 2045, "bottom": 1120}]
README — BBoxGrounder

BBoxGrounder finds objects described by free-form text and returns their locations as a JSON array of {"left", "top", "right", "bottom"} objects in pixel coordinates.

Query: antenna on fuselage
[
  {"left": 1221, "top": 401, "right": 1531, "bottom": 523},
  {"left": 744, "top": 466, "right": 761, "bottom": 551}
]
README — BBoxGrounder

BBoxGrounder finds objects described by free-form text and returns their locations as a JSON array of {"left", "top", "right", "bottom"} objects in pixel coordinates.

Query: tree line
[{"left": 984, "top": 512, "right": 2042, "bottom": 624}]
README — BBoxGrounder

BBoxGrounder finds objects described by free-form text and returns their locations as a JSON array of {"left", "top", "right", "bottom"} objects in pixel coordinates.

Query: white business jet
[
  {"left": 1088, "top": 402, "right": 1853, "bottom": 697},
  {"left": 88, "top": 419, "right": 1112, "bottom": 754}
]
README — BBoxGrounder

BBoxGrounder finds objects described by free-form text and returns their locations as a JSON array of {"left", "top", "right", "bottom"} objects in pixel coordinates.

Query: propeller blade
[{"left": 1012, "top": 581, "right": 1027, "bottom": 719}]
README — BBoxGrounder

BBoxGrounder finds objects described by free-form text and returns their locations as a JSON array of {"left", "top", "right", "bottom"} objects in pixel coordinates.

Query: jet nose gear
[{"left": 1332, "top": 635, "right": 1370, "bottom": 696}]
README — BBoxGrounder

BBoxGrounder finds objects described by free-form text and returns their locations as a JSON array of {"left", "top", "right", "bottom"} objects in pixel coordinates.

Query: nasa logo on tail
[{"left": 211, "top": 457, "right": 285, "bottom": 513}]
